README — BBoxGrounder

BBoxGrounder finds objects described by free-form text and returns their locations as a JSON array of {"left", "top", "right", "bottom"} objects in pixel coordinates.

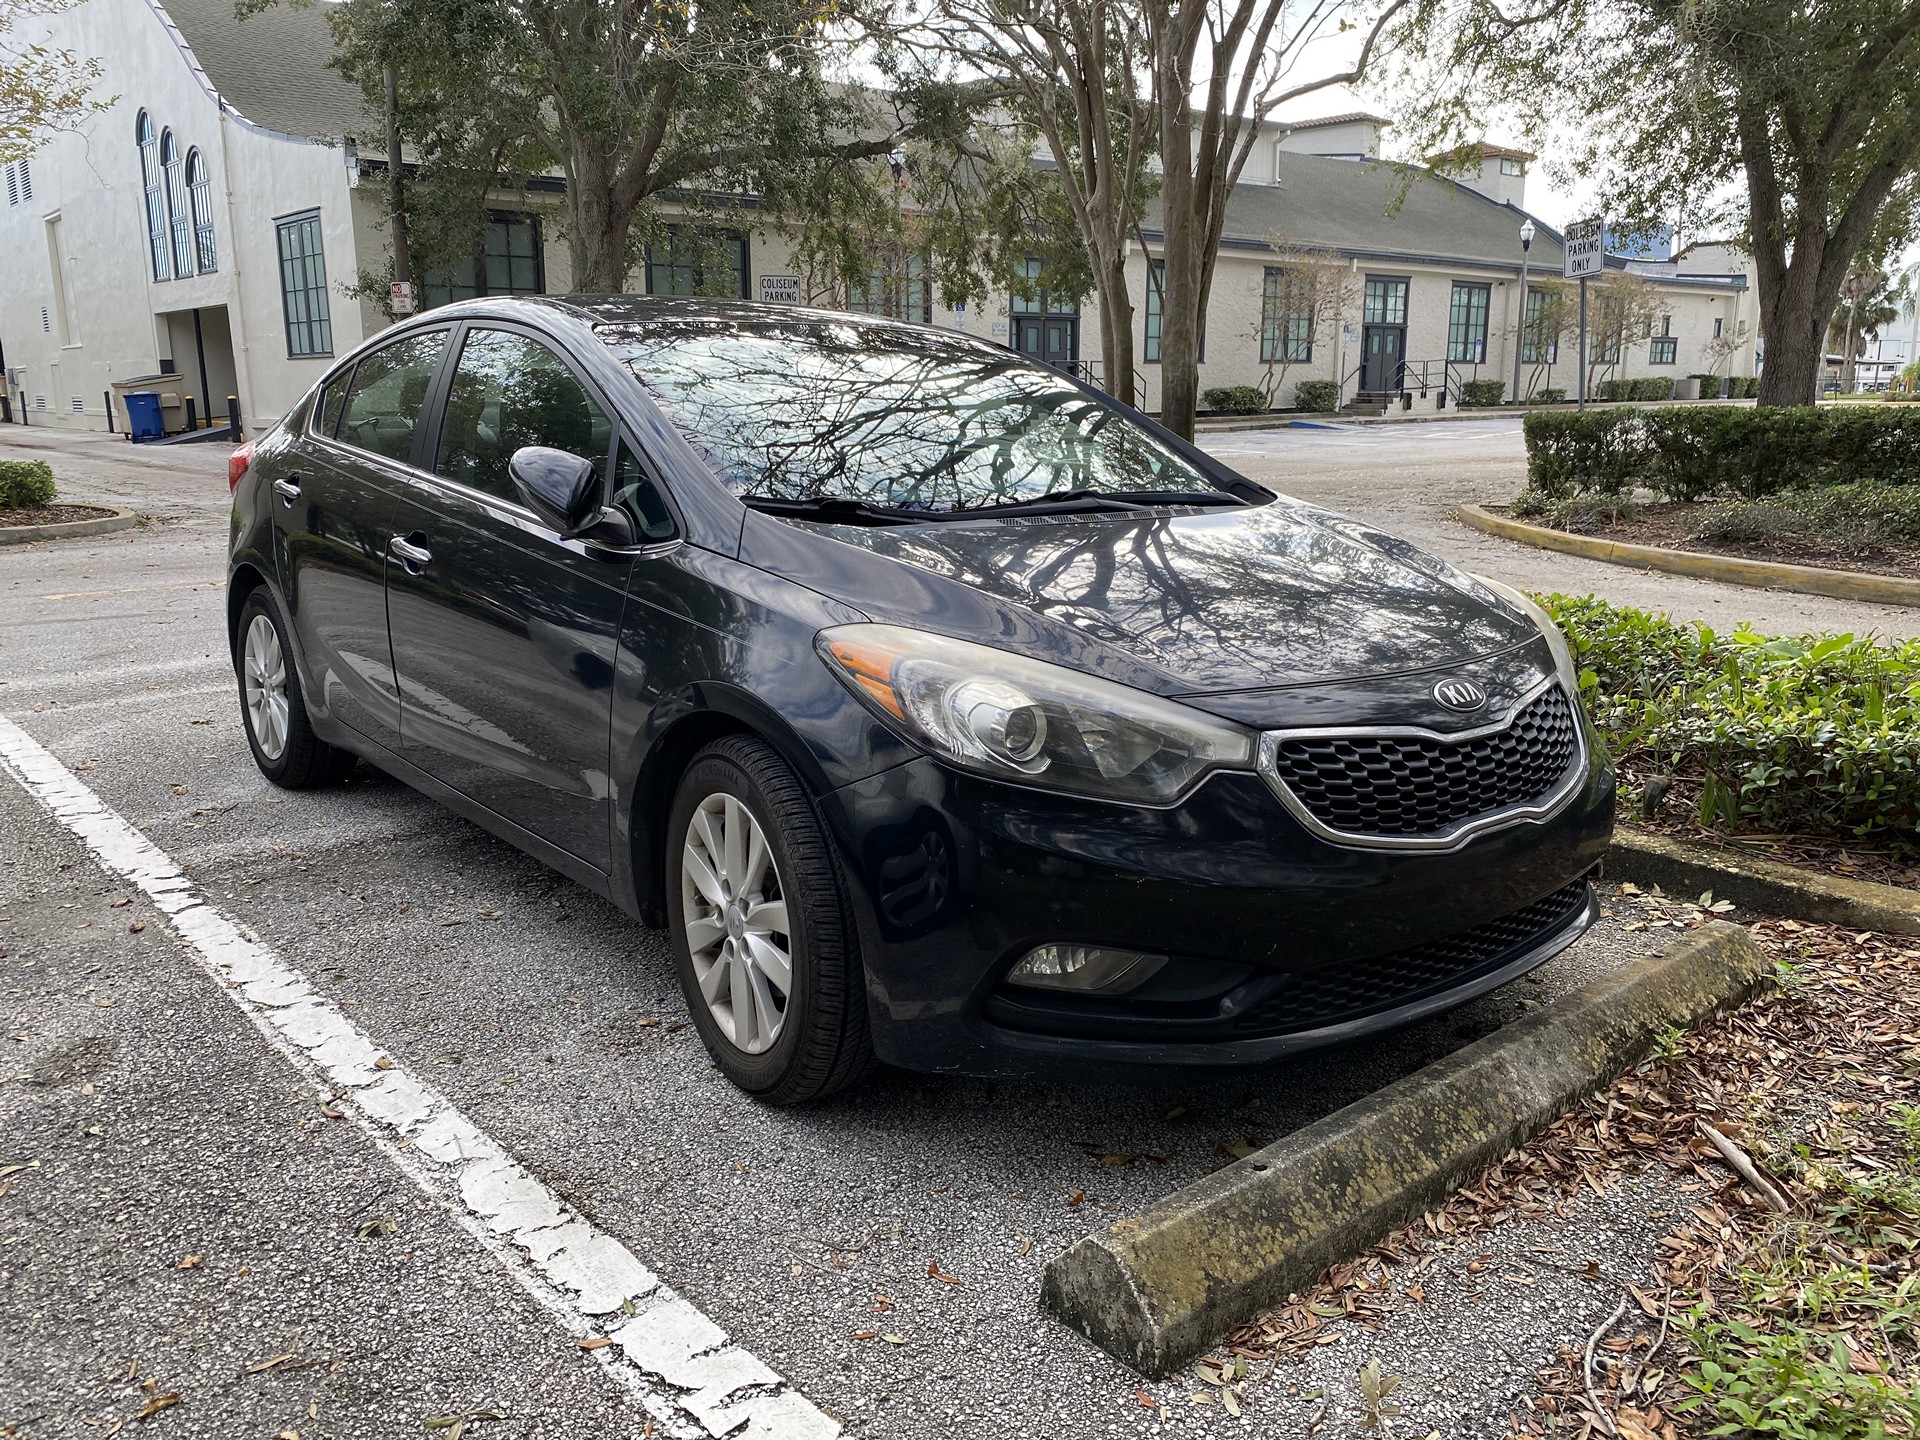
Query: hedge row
[
  {"left": 1523, "top": 405, "right": 1920, "bottom": 500},
  {"left": 1541, "top": 594, "right": 1920, "bottom": 851},
  {"left": 1202, "top": 385, "right": 1268, "bottom": 415},
  {"left": 0, "top": 459, "right": 55, "bottom": 509},
  {"left": 1599, "top": 377, "right": 1675, "bottom": 402}
]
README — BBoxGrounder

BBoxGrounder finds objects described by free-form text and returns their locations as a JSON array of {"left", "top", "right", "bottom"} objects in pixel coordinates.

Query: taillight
[{"left": 228, "top": 440, "right": 254, "bottom": 493}]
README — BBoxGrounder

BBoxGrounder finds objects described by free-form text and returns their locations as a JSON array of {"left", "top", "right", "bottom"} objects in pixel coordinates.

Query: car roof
[{"left": 415, "top": 294, "right": 988, "bottom": 345}]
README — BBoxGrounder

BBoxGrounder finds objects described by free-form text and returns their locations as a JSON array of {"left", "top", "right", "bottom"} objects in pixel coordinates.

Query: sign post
[
  {"left": 758, "top": 275, "right": 801, "bottom": 305},
  {"left": 389, "top": 280, "right": 415, "bottom": 316},
  {"left": 1563, "top": 217, "right": 1604, "bottom": 411}
]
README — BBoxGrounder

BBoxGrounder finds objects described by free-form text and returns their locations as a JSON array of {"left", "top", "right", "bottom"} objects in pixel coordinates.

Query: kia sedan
[{"left": 226, "top": 296, "right": 1613, "bottom": 1103}]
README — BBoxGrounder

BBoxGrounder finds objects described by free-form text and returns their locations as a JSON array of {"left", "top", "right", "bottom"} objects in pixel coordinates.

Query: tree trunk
[
  {"left": 1095, "top": 253, "right": 1136, "bottom": 406},
  {"left": 1756, "top": 246, "right": 1831, "bottom": 407},
  {"left": 567, "top": 145, "right": 637, "bottom": 293}
]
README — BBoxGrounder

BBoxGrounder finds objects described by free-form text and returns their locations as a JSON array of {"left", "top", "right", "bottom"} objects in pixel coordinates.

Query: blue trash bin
[{"left": 125, "top": 391, "right": 164, "bottom": 441}]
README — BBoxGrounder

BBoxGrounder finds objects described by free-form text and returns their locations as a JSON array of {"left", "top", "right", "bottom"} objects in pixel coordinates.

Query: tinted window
[
  {"left": 337, "top": 331, "right": 448, "bottom": 462},
  {"left": 313, "top": 373, "right": 350, "bottom": 437},
  {"left": 435, "top": 328, "right": 612, "bottom": 504},
  {"left": 612, "top": 439, "right": 676, "bottom": 542},
  {"left": 604, "top": 322, "right": 1214, "bottom": 512}
]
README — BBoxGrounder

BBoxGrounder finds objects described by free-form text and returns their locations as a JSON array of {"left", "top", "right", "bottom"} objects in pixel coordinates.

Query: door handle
[
  {"left": 389, "top": 535, "right": 432, "bottom": 570},
  {"left": 272, "top": 477, "right": 301, "bottom": 505}
]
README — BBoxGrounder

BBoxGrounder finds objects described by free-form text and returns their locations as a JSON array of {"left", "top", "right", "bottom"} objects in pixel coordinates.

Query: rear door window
[
  {"left": 336, "top": 330, "right": 449, "bottom": 464},
  {"left": 434, "top": 327, "right": 613, "bottom": 505}
]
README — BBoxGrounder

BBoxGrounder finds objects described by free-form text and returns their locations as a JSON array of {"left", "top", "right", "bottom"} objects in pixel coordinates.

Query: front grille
[
  {"left": 1269, "top": 685, "right": 1578, "bottom": 839},
  {"left": 1232, "top": 880, "right": 1590, "bottom": 1034}
]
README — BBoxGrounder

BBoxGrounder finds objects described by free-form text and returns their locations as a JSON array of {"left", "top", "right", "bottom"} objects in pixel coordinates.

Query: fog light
[{"left": 1005, "top": 943, "right": 1169, "bottom": 995}]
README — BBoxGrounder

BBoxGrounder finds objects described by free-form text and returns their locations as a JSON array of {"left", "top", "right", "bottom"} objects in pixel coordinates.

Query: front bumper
[{"left": 817, "top": 739, "right": 1616, "bottom": 1080}]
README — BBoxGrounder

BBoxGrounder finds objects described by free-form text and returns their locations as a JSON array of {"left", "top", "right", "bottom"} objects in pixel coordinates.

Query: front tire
[
  {"left": 234, "top": 589, "right": 355, "bottom": 789},
  {"left": 666, "top": 736, "right": 875, "bottom": 1104}
]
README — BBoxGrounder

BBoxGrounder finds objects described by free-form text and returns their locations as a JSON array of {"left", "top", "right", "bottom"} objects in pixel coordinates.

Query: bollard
[
  {"left": 105, "top": 391, "right": 114, "bottom": 433},
  {"left": 227, "top": 395, "right": 242, "bottom": 441},
  {"left": 184, "top": 396, "right": 197, "bottom": 432}
]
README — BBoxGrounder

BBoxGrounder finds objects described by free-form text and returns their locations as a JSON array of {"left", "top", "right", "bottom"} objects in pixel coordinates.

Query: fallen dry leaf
[{"left": 927, "top": 1260, "right": 962, "bottom": 1285}]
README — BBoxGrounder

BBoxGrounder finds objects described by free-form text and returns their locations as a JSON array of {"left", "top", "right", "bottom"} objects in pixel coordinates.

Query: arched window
[
  {"left": 161, "top": 129, "right": 193, "bottom": 279},
  {"left": 186, "top": 148, "right": 216, "bottom": 273},
  {"left": 137, "top": 111, "right": 169, "bottom": 281}
]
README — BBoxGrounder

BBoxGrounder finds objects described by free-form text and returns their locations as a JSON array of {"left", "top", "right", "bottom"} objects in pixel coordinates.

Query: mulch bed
[
  {"left": 1206, "top": 892, "right": 1920, "bottom": 1436},
  {"left": 0, "top": 503, "right": 118, "bottom": 528},
  {"left": 1524, "top": 502, "right": 1920, "bottom": 581}
]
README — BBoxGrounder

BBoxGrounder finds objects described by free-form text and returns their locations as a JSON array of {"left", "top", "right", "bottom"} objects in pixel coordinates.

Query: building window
[
  {"left": 161, "top": 129, "right": 193, "bottom": 280},
  {"left": 4, "top": 159, "right": 29, "bottom": 206},
  {"left": 423, "top": 213, "right": 543, "bottom": 307},
  {"left": 847, "top": 253, "right": 931, "bottom": 322},
  {"left": 1143, "top": 260, "right": 1203, "bottom": 364},
  {"left": 137, "top": 111, "right": 169, "bottom": 281},
  {"left": 1499, "top": 157, "right": 1524, "bottom": 177},
  {"left": 186, "top": 149, "right": 216, "bottom": 273},
  {"left": 1649, "top": 336, "right": 1678, "bottom": 364},
  {"left": 1011, "top": 256, "right": 1077, "bottom": 317},
  {"left": 1446, "top": 282, "right": 1491, "bottom": 363},
  {"left": 645, "top": 226, "right": 747, "bottom": 298},
  {"left": 1713, "top": 317, "right": 1724, "bottom": 339},
  {"left": 1522, "top": 286, "right": 1558, "bottom": 364},
  {"left": 1259, "top": 267, "right": 1313, "bottom": 363},
  {"left": 275, "top": 211, "right": 333, "bottom": 358},
  {"left": 1363, "top": 276, "right": 1408, "bottom": 327}
]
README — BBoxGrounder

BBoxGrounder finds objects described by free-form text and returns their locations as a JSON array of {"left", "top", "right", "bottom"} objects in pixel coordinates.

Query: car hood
[{"left": 743, "top": 496, "right": 1539, "bottom": 696}]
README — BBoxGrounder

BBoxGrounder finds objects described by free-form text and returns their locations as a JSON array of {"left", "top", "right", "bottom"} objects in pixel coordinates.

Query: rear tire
[
  {"left": 234, "top": 588, "right": 355, "bottom": 789},
  {"left": 666, "top": 735, "right": 876, "bottom": 1104}
]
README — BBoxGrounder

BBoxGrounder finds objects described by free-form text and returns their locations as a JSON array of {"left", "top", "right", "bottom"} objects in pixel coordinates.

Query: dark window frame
[
  {"left": 1259, "top": 267, "right": 1313, "bottom": 364},
  {"left": 1446, "top": 281, "right": 1492, "bottom": 363},
  {"left": 1649, "top": 335, "right": 1678, "bottom": 365},
  {"left": 1363, "top": 275, "right": 1410, "bottom": 327},
  {"left": 275, "top": 210, "right": 334, "bottom": 359},
  {"left": 1144, "top": 258, "right": 1204, "bottom": 365},
  {"left": 644, "top": 225, "right": 748, "bottom": 299},
  {"left": 1522, "top": 286, "right": 1559, "bottom": 364},
  {"left": 185, "top": 148, "right": 216, "bottom": 273},
  {"left": 422, "top": 211, "right": 546, "bottom": 308},
  {"left": 137, "top": 111, "right": 169, "bottom": 282}
]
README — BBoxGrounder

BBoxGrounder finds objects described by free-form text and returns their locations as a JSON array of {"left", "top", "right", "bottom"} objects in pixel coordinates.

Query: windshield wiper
[
  {"left": 956, "top": 487, "right": 1249, "bottom": 518},
  {"left": 741, "top": 495, "right": 927, "bottom": 527}
]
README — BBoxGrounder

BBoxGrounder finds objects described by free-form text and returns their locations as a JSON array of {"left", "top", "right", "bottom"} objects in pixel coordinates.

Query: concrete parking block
[{"left": 1040, "top": 920, "right": 1771, "bottom": 1377}]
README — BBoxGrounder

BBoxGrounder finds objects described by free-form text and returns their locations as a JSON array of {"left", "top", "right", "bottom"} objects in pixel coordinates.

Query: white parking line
[{"left": 0, "top": 712, "right": 840, "bottom": 1440}]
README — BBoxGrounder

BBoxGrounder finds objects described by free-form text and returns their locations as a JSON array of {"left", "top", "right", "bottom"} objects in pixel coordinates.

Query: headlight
[
  {"left": 817, "top": 624, "right": 1254, "bottom": 804},
  {"left": 1472, "top": 576, "right": 1579, "bottom": 691}
]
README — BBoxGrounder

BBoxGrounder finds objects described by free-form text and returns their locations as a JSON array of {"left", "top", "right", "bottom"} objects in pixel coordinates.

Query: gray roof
[
  {"left": 157, "top": 0, "right": 376, "bottom": 140},
  {"left": 1143, "top": 152, "right": 1564, "bottom": 273}
]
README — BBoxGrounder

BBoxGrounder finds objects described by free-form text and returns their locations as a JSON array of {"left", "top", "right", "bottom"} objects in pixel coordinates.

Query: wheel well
[
  {"left": 629, "top": 711, "right": 752, "bottom": 927},
  {"left": 227, "top": 563, "right": 268, "bottom": 652}
]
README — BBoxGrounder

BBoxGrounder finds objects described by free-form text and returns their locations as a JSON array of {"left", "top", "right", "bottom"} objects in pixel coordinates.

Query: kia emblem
[{"left": 1432, "top": 678, "right": 1488, "bottom": 712}]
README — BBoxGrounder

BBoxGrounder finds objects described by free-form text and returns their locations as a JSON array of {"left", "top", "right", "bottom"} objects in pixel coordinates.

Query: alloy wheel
[
  {"left": 243, "top": 613, "right": 290, "bottom": 762},
  {"left": 681, "top": 793, "right": 793, "bottom": 1055}
]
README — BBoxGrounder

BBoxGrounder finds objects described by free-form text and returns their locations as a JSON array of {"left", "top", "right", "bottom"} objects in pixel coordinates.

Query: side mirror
[{"left": 509, "top": 446, "right": 601, "bottom": 536}]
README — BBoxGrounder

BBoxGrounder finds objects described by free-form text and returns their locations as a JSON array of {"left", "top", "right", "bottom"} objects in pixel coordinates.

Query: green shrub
[
  {"left": 0, "top": 459, "right": 55, "bottom": 509},
  {"left": 1774, "top": 481, "right": 1920, "bottom": 545},
  {"left": 1629, "top": 377, "right": 1674, "bottom": 401},
  {"left": 1523, "top": 405, "right": 1920, "bottom": 500},
  {"left": 1736, "top": 375, "right": 1762, "bottom": 398},
  {"left": 1294, "top": 379, "right": 1339, "bottom": 413},
  {"left": 1690, "top": 373, "right": 1725, "bottom": 399},
  {"left": 1684, "top": 500, "right": 1802, "bottom": 544},
  {"left": 1458, "top": 378, "right": 1505, "bottom": 407},
  {"left": 1202, "top": 384, "right": 1269, "bottom": 415},
  {"left": 1598, "top": 378, "right": 1635, "bottom": 402},
  {"left": 1527, "top": 387, "right": 1567, "bottom": 406},
  {"left": 1540, "top": 593, "right": 1920, "bottom": 851}
]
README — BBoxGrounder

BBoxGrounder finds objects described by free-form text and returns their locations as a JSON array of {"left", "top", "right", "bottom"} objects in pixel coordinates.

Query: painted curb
[
  {"left": 1456, "top": 504, "right": 1920, "bottom": 608},
  {"left": 1040, "top": 921, "right": 1769, "bottom": 1377},
  {"left": 0, "top": 505, "right": 140, "bottom": 547},
  {"left": 1609, "top": 828, "right": 1920, "bottom": 934}
]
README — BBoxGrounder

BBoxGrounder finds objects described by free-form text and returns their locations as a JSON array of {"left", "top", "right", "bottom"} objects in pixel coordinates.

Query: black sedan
[{"left": 225, "top": 296, "right": 1613, "bottom": 1103}]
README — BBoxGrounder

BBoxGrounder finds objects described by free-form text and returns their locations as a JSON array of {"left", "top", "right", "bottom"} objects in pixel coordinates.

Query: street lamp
[{"left": 1511, "top": 218, "right": 1536, "bottom": 405}]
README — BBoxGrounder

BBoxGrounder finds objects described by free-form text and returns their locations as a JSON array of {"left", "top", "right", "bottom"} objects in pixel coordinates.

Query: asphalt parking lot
[{"left": 3, "top": 422, "right": 1683, "bottom": 1438}]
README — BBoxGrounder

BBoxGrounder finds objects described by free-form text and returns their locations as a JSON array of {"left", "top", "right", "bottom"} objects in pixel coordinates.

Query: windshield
[{"left": 600, "top": 320, "right": 1221, "bottom": 512}]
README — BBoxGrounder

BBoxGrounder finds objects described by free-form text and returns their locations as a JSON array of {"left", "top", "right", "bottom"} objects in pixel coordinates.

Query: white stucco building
[{"left": 0, "top": 0, "right": 1759, "bottom": 438}]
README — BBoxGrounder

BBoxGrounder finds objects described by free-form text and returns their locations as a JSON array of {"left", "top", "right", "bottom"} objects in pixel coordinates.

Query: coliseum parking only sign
[
  {"left": 759, "top": 275, "right": 802, "bottom": 304},
  {"left": 1564, "top": 217, "right": 1605, "bottom": 279}
]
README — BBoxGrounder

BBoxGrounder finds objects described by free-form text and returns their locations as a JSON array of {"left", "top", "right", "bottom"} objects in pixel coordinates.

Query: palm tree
[{"left": 1828, "top": 269, "right": 1902, "bottom": 392}]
